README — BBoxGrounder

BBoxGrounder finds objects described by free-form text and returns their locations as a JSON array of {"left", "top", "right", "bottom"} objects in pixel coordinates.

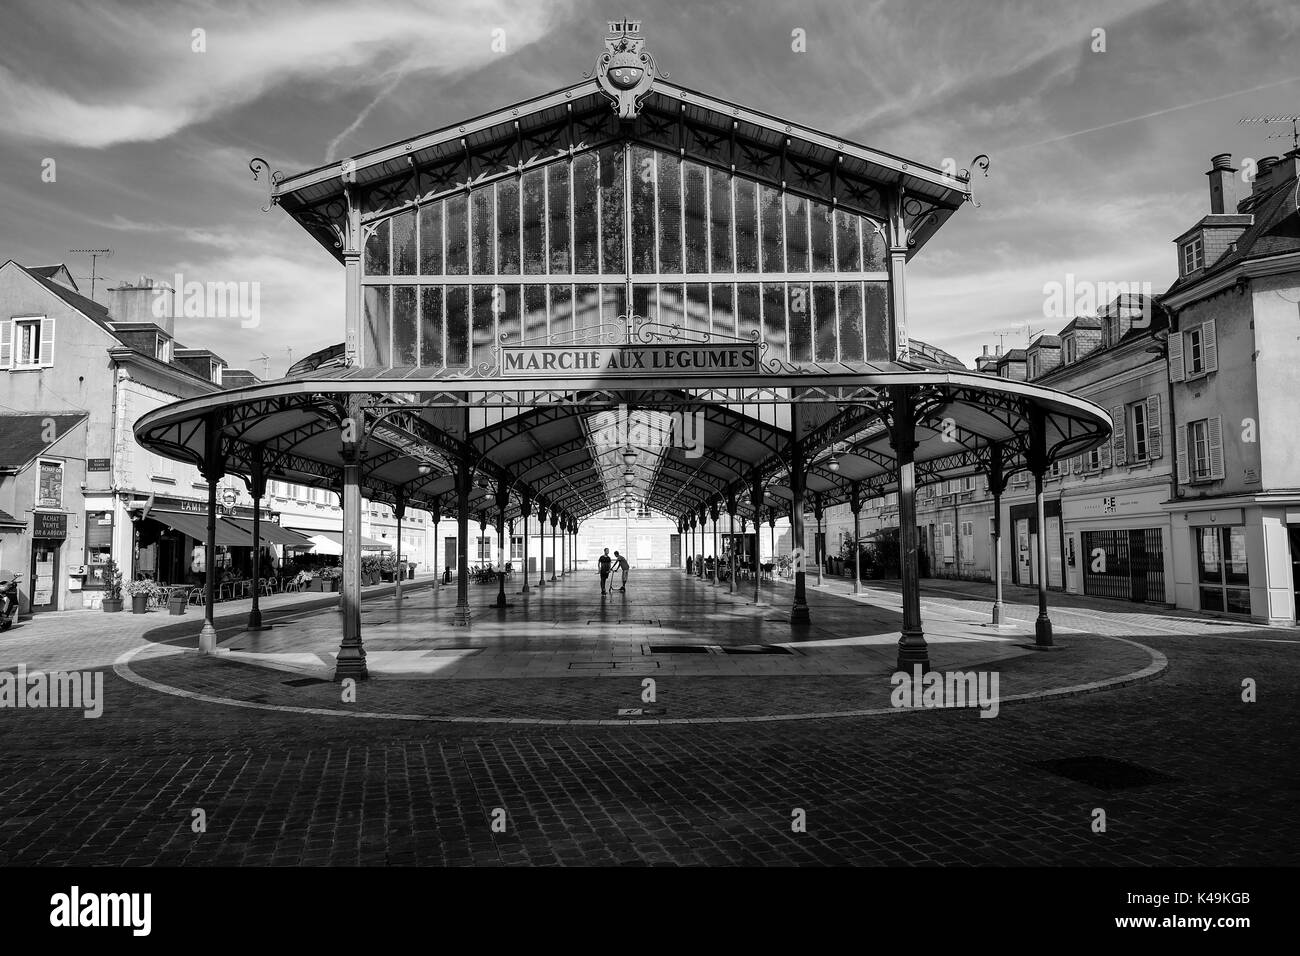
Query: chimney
[
  {"left": 982, "top": 345, "right": 989, "bottom": 356},
  {"left": 108, "top": 276, "right": 175, "bottom": 336},
  {"left": 1206, "top": 153, "right": 1238, "bottom": 214}
]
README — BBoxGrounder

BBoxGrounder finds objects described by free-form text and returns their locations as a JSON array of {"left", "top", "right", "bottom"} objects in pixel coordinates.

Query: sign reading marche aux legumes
[{"left": 500, "top": 344, "right": 760, "bottom": 378}]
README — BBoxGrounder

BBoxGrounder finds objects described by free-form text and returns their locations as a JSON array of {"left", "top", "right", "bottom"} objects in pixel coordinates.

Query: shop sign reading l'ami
[{"left": 500, "top": 344, "right": 759, "bottom": 378}]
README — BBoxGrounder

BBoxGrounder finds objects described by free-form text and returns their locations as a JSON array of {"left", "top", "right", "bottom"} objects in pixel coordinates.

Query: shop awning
[
  {"left": 224, "top": 518, "right": 315, "bottom": 549},
  {"left": 288, "top": 529, "right": 392, "bottom": 554},
  {"left": 148, "top": 511, "right": 254, "bottom": 547}
]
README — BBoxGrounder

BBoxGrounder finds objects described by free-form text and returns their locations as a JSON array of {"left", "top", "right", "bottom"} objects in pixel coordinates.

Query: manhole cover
[
  {"left": 721, "top": 645, "right": 793, "bottom": 655},
  {"left": 282, "top": 677, "right": 331, "bottom": 687},
  {"left": 648, "top": 644, "right": 711, "bottom": 654},
  {"left": 1032, "top": 756, "right": 1179, "bottom": 791}
]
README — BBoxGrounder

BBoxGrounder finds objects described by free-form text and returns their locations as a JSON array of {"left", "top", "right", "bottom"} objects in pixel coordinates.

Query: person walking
[
  {"left": 597, "top": 548, "right": 612, "bottom": 594},
  {"left": 614, "top": 551, "right": 630, "bottom": 591}
]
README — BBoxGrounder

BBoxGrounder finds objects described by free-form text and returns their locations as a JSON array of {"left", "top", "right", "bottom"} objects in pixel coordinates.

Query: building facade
[{"left": 1161, "top": 150, "right": 1300, "bottom": 624}]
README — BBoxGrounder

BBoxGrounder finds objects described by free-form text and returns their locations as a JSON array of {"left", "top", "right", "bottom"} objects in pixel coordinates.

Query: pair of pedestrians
[{"left": 597, "top": 548, "right": 630, "bottom": 593}]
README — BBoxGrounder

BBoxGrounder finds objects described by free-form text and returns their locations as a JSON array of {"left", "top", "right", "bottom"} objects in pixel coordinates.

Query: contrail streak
[{"left": 1011, "top": 75, "right": 1300, "bottom": 152}]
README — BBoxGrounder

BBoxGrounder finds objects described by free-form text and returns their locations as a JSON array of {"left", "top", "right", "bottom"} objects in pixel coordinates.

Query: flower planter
[
  {"left": 310, "top": 578, "right": 325, "bottom": 592},
  {"left": 168, "top": 594, "right": 188, "bottom": 615},
  {"left": 327, "top": 580, "right": 341, "bottom": 592},
  {"left": 131, "top": 595, "right": 149, "bottom": 614},
  {"left": 102, "top": 598, "right": 123, "bottom": 613}
]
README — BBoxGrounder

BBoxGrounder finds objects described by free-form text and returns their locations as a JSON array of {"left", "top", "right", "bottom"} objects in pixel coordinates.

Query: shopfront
[
  {"left": 29, "top": 510, "right": 66, "bottom": 612},
  {"left": 1009, "top": 499, "right": 1063, "bottom": 590},
  {"left": 1063, "top": 487, "right": 1173, "bottom": 605}
]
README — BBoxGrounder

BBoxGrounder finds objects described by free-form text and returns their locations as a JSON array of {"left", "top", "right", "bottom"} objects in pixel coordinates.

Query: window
[
  {"left": 3, "top": 316, "right": 53, "bottom": 369},
  {"left": 1187, "top": 327, "right": 1203, "bottom": 374},
  {"left": 1063, "top": 337, "right": 1077, "bottom": 364},
  {"left": 476, "top": 536, "right": 491, "bottom": 561},
  {"left": 960, "top": 520, "right": 974, "bottom": 564},
  {"left": 1181, "top": 417, "right": 1224, "bottom": 483},
  {"left": 155, "top": 335, "right": 171, "bottom": 362},
  {"left": 1088, "top": 448, "right": 1102, "bottom": 471},
  {"left": 1102, "top": 314, "right": 1119, "bottom": 348},
  {"left": 1130, "top": 401, "right": 1148, "bottom": 461},
  {"left": 1027, "top": 352, "right": 1038, "bottom": 377},
  {"left": 1197, "top": 525, "right": 1250, "bottom": 614},
  {"left": 1181, "top": 235, "right": 1204, "bottom": 275},
  {"left": 510, "top": 535, "right": 524, "bottom": 561},
  {"left": 37, "top": 460, "right": 63, "bottom": 508},
  {"left": 358, "top": 146, "right": 892, "bottom": 370}
]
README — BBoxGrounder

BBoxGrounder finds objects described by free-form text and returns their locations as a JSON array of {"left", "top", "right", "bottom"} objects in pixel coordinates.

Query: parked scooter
[{"left": 0, "top": 569, "right": 21, "bottom": 631}]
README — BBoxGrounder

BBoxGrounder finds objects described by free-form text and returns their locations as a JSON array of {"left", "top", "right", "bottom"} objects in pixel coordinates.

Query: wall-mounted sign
[
  {"left": 33, "top": 512, "right": 68, "bottom": 539},
  {"left": 87, "top": 459, "right": 111, "bottom": 472},
  {"left": 500, "top": 344, "right": 759, "bottom": 378}
]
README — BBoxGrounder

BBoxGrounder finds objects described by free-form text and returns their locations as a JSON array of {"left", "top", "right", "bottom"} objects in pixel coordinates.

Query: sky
[{"left": 2, "top": 0, "right": 1299, "bottom": 377}]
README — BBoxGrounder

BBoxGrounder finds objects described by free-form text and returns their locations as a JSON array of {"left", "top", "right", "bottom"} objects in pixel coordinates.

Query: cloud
[{"left": 0, "top": 0, "right": 575, "bottom": 149}]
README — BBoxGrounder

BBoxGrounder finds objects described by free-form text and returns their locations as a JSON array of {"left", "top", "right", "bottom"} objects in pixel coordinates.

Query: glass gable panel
[
  {"left": 683, "top": 162, "right": 709, "bottom": 274},
  {"left": 835, "top": 209, "right": 861, "bottom": 273},
  {"left": 711, "top": 284, "right": 735, "bottom": 338},
  {"left": 364, "top": 218, "right": 390, "bottom": 276},
  {"left": 759, "top": 185, "right": 784, "bottom": 272},
  {"left": 445, "top": 286, "right": 469, "bottom": 365},
  {"left": 392, "top": 210, "right": 417, "bottom": 276},
  {"left": 363, "top": 285, "right": 391, "bottom": 366},
  {"left": 472, "top": 285, "right": 496, "bottom": 367},
  {"left": 709, "top": 168, "right": 732, "bottom": 273},
  {"left": 573, "top": 284, "right": 600, "bottom": 336},
  {"left": 444, "top": 194, "right": 468, "bottom": 275},
  {"left": 864, "top": 223, "right": 887, "bottom": 271},
  {"left": 734, "top": 179, "right": 759, "bottom": 272},
  {"left": 784, "top": 195, "right": 809, "bottom": 272},
  {"left": 393, "top": 285, "right": 418, "bottom": 365},
  {"left": 812, "top": 282, "right": 838, "bottom": 360},
  {"left": 684, "top": 283, "right": 710, "bottom": 336},
  {"left": 601, "top": 284, "right": 626, "bottom": 325},
  {"left": 599, "top": 146, "right": 625, "bottom": 274},
  {"left": 472, "top": 189, "right": 494, "bottom": 275},
  {"left": 863, "top": 282, "right": 890, "bottom": 360},
  {"left": 630, "top": 145, "right": 657, "bottom": 273},
  {"left": 573, "top": 152, "right": 600, "bottom": 273},
  {"left": 762, "top": 283, "right": 787, "bottom": 360},
  {"left": 837, "top": 282, "right": 864, "bottom": 362},
  {"left": 524, "top": 285, "right": 547, "bottom": 341},
  {"left": 736, "top": 283, "right": 761, "bottom": 342},
  {"left": 546, "top": 163, "right": 571, "bottom": 273},
  {"left": 549, "top": 284, "right": 573, "bottom": 342},
  {"left": 788, "top": 282, "right": 812, "bottom": 362},
  {"left": 360, "top": 144, "right": 892, "bottom": 369},
  {"left": 810, "top": 202, "right": 835, "bottom": 273},
  {"left": 521, "top": 168, "right": 546, "bottom": 275},
  {"left": 496, "top": 178, "right": 520, "bottom": 275},
  {"left": 420, "top": 287, "right": 444, "bottom": 367},
  {"left": 419, "top": 202, "right": 443, "bottom": 275},
  {"left": 497, "top": 283, "right": 522, "bottom": 345},
  {"left": 657, "top": 152, "right": 683, "bottom": 274}
]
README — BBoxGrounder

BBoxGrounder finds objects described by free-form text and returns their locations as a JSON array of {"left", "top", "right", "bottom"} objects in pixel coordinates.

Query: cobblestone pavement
[{"left": 0, "top": 570, "right": 1296, "bottom": 866}]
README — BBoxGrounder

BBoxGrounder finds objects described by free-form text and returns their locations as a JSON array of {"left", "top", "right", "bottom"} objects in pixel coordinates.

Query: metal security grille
[{"left": 1082, "top": 528, "right": 1165, "bottom": 604}]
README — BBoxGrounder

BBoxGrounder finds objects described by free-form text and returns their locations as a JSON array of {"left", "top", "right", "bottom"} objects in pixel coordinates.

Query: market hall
[{"left": 133, "top": 22, "right": 1111, "bottom": 681}]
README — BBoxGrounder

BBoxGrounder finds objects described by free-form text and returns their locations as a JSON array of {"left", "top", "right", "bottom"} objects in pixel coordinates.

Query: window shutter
[
  {"left": 1207, "top": 415, "right": 1224, "bottom": 479},
  {"left": 0, "top": 318, "right": 10, "bottom": 368},
  {"left": 1146, "top": 394, "right": 1162, "bottom": 459},
  {"left": 1202, "top": 320, "right": 1218, "bottom": 373},
  {"left": 1176, "top": 424, "right": 1188, "bottom": 483},
  {"left": 1100, "top": 440, "right": 1112, "bottom": 469},
  {"left": 1073, "top": 454, "right": 1084, "bottom": 473},
  {"left": 39, "top": 317, "right": 55, "bottom": 367},
  {"left": 1111, "top": 405, "right": 1127, "bottom": 466},
  {"left": 1168, "top": 331, "right": 1185, "bottom": 382}
]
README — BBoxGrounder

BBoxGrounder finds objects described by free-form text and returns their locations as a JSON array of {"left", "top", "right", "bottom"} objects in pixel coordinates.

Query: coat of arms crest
[{"left": 592, "top": 20, "right": 660, "bottom": 120}]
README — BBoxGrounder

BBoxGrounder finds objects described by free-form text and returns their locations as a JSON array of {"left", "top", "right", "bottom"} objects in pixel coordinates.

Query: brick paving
[{"left": 0, "top": 569, "right": 1297, "bottom": 865}]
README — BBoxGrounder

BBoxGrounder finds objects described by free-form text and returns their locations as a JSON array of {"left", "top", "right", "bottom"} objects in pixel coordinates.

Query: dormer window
[
  {"left": 1063, "top": 336, "right": 1076, "bottom": 364},
  {"left": 1181, "top": 235, "right": 1204, "bottom": 275},
  {"left": 155, "top": 334, "right": 171, "bottom": 362}
]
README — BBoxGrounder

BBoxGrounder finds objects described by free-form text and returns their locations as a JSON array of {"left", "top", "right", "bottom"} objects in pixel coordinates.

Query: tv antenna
[
  {"left": 68, "top": 248, "right": 113, "bottom": 301},
  {"left": 249, "top": 353, "right": 270, "bottom": 378},
  {"left": 1239, "top": 115, "right": 1300, "bottom": 152}
]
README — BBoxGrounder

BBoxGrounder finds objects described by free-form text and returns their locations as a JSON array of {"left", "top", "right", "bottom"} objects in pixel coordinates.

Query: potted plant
[
  {"left": 124, "top": 578, "right": 157, "bottom": 614},
  {"left": 101, "top": 561, "right": 123, "bottom": 612},
  {"left": 320, "top": 567, "right": 342, "bottom": 592},
  {"left": 361, "top": 554, "right": 380, "bottom": 585},
  {"left": 380, "top": 552, "right": 397, "bottom": 582},
  {"left": 168, "top": 587, "right": 188, "bottom": 615}
]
